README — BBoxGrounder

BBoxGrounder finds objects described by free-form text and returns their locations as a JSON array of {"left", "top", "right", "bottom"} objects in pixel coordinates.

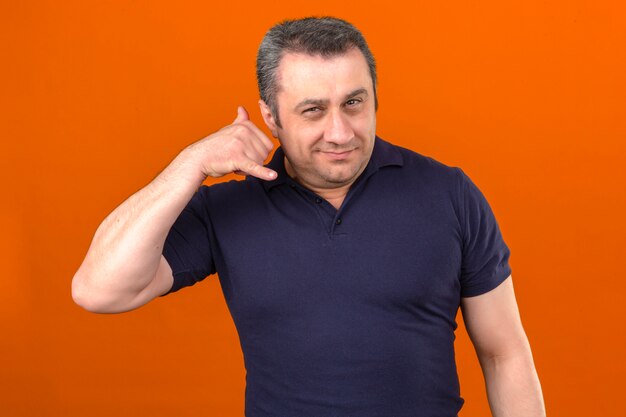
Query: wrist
[{"left": 153, "top": 147, "right": 208, "bottom": 193}]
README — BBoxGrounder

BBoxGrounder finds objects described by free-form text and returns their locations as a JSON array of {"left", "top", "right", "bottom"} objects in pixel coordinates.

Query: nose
[{"left": 323, "top": 110, "right": 354, "bottom": 145}]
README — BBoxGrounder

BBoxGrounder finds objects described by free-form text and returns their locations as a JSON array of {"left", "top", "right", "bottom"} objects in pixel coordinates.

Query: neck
[
  {"left": 284, "top": 159, "right": 354, "bottom": 210},
  {"left": 315, "top": 186, "right": 351, "bottom": 210}
]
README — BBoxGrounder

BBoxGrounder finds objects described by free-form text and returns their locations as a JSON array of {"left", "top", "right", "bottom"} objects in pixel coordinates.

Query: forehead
[{"left": 275, "top": 48, "right": 373, "bottom": 103}]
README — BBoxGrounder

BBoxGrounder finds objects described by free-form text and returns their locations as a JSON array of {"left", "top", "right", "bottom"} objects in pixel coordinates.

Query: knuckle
[
  {"left": 225, "top": 137, "right": 245, "bottom": 154},
  {"left": 243, "top": 159, "right": 260, "bottom": 173},
  {"left": 232, "top": 123, "right": 251, "bottom": 136}
]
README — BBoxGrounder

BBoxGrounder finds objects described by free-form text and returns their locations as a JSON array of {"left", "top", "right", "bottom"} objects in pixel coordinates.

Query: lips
[{"left": 318, "top": 148, "right": 356, "bottom": 161}]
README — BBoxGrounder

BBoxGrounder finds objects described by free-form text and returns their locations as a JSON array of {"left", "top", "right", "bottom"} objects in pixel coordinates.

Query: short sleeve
[
  {"left": 457, "top": 169, "right": 512, "bottom": 297},
  {"left": 160, "top": 185, "right": 216, "bottom": 296}
]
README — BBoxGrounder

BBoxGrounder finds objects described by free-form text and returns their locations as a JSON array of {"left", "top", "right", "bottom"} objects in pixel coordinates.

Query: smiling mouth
[{"left": 318, "top": 149, "right": 355, "bottom": 160}]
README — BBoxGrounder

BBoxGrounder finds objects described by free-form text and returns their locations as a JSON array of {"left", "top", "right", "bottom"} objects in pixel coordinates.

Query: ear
[{"left": 258, "top": 100, "right": 279, "bottom": 138}]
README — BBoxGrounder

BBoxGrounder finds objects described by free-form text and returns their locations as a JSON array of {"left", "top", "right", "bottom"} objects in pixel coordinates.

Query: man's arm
[
  {"left": 71, "top": 107, "right": 276, "bottom": 314},
  {"left": 461, "top": 275, "right": 546, "bottom": 417}
]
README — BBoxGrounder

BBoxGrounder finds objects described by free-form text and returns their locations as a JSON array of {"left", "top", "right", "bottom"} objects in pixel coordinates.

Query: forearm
[
  {"left": 72, "top": 108, "right": 276, "bottom": 312},
  {"left": 480, "top": 348, "right": 546, "bottom": 417},
  {"left": 72, "top": 147, "right": 206, "bottom": 309}
]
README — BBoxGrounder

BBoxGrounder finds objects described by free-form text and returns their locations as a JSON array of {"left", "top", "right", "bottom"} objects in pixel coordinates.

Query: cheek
[
  {"left": 280, "top": 130, "right": 315, "bottom": 159},
  {"left": 289, "top": 126, "right": 324, "bottom": 149},
  {"left": 352, "top": 114, "right": 376, "bottom": 136}
]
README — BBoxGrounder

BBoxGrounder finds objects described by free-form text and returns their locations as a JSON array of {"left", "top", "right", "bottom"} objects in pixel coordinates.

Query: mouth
[{"left": 318, "top": 148, "right": 356, "bottom": 161}]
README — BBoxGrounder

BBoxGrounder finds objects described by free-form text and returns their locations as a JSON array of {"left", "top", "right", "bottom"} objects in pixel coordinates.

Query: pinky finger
[{"left": 238, "top": 158, "right": 278, "bottom": 181}]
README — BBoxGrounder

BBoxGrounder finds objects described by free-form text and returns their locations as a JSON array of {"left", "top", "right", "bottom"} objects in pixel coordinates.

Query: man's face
[{"left": 262, "top": 48, "right": 377, "bottom": 191}]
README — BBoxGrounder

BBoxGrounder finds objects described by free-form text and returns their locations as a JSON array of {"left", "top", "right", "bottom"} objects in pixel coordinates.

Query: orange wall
[{"left": 1, "top": 1, "right": 624, "bottom": 416}]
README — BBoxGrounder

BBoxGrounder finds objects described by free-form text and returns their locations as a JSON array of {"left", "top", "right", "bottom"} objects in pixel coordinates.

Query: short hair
[{"left": 256, "top": 16, "right": 378, "bottom": 127}]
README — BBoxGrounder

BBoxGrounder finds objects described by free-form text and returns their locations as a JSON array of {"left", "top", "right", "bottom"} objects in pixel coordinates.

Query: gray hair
[{"left": 256, "top": 17, "right": 378, "bottom": 127}]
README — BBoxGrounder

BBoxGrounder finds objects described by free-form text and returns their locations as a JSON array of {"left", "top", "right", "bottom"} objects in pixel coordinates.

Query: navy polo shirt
[{"left": 162, "top": 137, "right": 511, "bottom": 417}]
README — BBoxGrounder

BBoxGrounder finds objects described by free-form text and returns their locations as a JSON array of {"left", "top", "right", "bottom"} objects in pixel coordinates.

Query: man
[{"left": 72, "top": 17, "right": 545, "bottom": 417}]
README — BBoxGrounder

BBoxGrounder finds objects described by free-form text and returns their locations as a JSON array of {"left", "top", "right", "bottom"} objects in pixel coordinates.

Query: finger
[
  {"left": 230, "top": 108, "right": 273, "bottom": 153},
  {"left": 228, "top": 122, "right": 274, "bottom": 161},
  {"left": 237, "top": 157, "right": 278, "bottom": 181},
  {"left": 242, "top": 144, "right": 268, "bottom": 167},
  {"left": 232, "top": 106, "right": 250, "bottom": 125},
  {"left": 242, "top": 132, "right": 274, "bottom": 164},
  {"left": 241, "top": 120, "right": 275, "bottom": 153}
]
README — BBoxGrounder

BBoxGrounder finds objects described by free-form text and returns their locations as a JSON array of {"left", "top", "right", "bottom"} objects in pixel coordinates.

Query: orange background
[{"left": 1, "top": 1, "right": 624, "bottom": 416}]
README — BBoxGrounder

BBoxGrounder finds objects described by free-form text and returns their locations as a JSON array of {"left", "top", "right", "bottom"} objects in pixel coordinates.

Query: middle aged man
[{"left": 73, "top": 17, "right": 545, "bottom": 417}]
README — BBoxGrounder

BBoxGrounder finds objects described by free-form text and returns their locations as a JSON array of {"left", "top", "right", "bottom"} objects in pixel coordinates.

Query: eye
[
  {"left": 303, "top": 107, "right": 320, "bottom": 113},
  {"left": 345, "top": 98, "right": 362, "bottom": 107}
]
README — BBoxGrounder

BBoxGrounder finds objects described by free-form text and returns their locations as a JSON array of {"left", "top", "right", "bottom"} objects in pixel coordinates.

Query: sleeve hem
[{"left": 460, "top": 266, "right": 512, "bottom": 298}]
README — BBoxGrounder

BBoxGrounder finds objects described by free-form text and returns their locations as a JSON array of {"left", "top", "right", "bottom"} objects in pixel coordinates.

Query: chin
[{"left": 319, "top": 167, "right": 361, "bottom": 185}]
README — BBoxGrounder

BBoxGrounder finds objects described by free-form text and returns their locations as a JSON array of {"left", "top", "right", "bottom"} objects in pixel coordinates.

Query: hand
[{"left": 185, "top": 106, "right": 277, "bottom": 181}]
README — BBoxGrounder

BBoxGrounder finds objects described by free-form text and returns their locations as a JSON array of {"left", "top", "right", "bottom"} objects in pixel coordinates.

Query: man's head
[
  {"left": 256, "top": 17, "right": 378, "bottom": 192},
  {"left": 257, "top": 17, "right": 377, "bottom": 128}
]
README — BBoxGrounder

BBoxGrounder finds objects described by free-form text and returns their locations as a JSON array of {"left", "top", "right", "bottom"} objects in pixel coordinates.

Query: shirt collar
[{"left": 261, "top": 136, "right": 403, "bottom": 192}]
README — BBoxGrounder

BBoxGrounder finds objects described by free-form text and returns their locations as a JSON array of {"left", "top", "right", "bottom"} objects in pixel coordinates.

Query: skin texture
[
  {"left": 462, "top": 276, "right": 546, "bottom": 416},
  {"left": 259, "top": 48, "right": 377, "bottom": 209},
  {"left": 71, "top": 107, "right": 276, "bottom": 313}
]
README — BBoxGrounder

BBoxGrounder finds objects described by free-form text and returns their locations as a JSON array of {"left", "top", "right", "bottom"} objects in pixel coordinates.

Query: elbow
[
  {"left": 71, "top": 268, "right": 146, "bottom": 314},
  {"left": 71, "top": 271, "right": 99, "bottom": 313},
  {"left": 477, "top": 340, "right": 535, "bottom": 371},
  {"left": 71, "top": 269, "right": 117, "bottom": 314}
]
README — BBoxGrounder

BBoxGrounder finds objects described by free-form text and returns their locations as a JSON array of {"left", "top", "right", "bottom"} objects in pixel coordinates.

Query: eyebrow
[{"left": 294, "top": 88, "right": 369, "bottom": 111}]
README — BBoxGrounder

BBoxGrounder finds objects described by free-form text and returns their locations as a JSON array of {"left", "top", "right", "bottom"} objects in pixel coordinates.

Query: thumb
[{"left": 232, "top": 106, "right": 249, "bottom": 124}]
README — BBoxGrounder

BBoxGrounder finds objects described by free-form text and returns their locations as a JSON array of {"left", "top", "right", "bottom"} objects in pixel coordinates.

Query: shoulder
[{"left": 374, "top": 137, "right": 462, "bottom": 190}]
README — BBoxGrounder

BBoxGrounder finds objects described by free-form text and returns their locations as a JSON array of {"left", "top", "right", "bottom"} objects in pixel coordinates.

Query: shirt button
[
  {"left": 315, "top": 198, "right": 322, "bottom": 204},
  {"left": 335, "top": 218, "right": 342, "bottom": 225}
]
